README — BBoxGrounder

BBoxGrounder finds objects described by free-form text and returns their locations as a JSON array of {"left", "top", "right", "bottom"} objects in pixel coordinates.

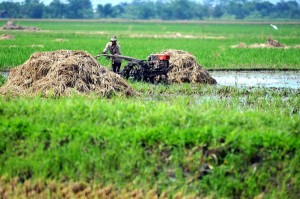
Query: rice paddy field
[
  {"left": 0, "top": 19, "right": 300, "bottom": 198},
  {"left": 0, "top": 20, "right": 300, "bottom": 70}
]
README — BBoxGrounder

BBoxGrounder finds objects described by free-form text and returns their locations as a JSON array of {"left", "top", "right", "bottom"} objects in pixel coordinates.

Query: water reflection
[{"left": 210, "top": 70, "right": 300, "bottom": 89}]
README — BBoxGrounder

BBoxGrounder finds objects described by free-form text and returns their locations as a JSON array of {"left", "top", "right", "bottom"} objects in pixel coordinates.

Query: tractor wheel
[
  {"left": 129, "top": 64, "right": 142, "bottom": 81},
  {"left": 120, "top": 66, "right": 131, "bottom": 79}
]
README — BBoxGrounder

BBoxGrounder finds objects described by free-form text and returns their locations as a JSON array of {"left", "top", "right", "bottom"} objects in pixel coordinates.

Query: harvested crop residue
[
  {"left": 129, "top": 33, "right": 226, "bottom": 39},
  {"left": 157, "top": 49, "right": 217, "bottom": 84},
  {"left": 231, "top": 38, "right": 287, "bottom": 48},
  {"left": 54, "top": 38, "right": 68, "bottom": 42},
  {"left": 0, "top": 20, "right": 39, "bottom": 31},
  {"left": 0, "top": 177, "right": 200, "bottom": 199},
  {"left": 232, "top": 42, "right": 247, "bottom": 48},
  {"left": 0, "top": 34, "right": 14, "bottom": 40},
  {"left": 30, "top": 44, "right": 44, "bottom": 48},
  {"left": 0, "top": 50, "right": 136, "bottom": 97}
]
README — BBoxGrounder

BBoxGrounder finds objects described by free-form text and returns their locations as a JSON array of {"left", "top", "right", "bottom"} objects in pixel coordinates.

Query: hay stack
[
  {"left": 231, "top": 38, "right": 286, "bottom": 49},
  {"left": 0, "top": 50, "right": 136, "bottom": 97},
  {"left": 0, "top": 34, "right": 14, "bottom": 40},
  {"left": 266, "top": 38, "right": 285, "bottom": 47},
  {"left": 158, "top": 49, "right": 216, "bottom": 84},
  {"left": 1, "top": 20, "right": 39, "bottom": 31}
]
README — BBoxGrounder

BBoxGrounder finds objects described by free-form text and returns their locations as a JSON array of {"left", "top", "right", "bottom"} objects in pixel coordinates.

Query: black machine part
[{"left": 95, "top": 53, "right": 171, "bottom": 82}]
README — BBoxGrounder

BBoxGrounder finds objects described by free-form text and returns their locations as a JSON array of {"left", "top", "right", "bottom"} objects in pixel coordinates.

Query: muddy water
[
  {"left": 210, "top": 70, "right": 300, "bottom": 89},
  {"left": 0, "top": 71, "right": 8, "bottom": 78}
]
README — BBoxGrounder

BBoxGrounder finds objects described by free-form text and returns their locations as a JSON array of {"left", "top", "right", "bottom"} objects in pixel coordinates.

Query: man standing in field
[{"left": 102, "top": 35, "right": 122, "bottom": 73}]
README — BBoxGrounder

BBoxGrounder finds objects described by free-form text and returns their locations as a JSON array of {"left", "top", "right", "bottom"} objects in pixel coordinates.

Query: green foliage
[
  {"left": 0, "top": 87, "right": 299, "bottom": 197},
  {"left": 66, "top": 0, "right": 93, "bottom": 19},
  {"left": 0, "top": 21, "right": 299, "bottom": 70},
  {"left": 0, "top": 2, "right": 21, "bottom": 18},
  {"left": 45, "top": 0, "right": 67, "bottom": 18},
  {"left": 22, "top": 0, "right": 44, "bottom": 19},
  {"left": 0, "top": 75, "right": 6, "bottom": 86},
  {"left": 1, "top": 0, "right": 300, "bottom": 19}
]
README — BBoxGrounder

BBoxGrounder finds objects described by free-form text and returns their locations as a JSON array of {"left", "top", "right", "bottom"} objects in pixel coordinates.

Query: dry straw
[
  {"left": 0, "top": 20, "right": 39, "bottom": 31},
  {"left": 0, "top": 50, "right": 136, "bottom": 97},
  {"left": 157, "top": 49, "right": 217, "bottom": 84},
  {"left": 0, "top": 34, "right": 14, "bottom": 40},
  {"left": 231, "top": 38, "right": 286, "bottom": 48}
]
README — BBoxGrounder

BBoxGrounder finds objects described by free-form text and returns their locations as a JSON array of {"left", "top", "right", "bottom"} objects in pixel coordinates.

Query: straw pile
[
  {"left": 0, "top": 20, "right": 39, "bottom": 31},
  {"left": 157, "top": 49, "right": 217, "bottom": 84},
  {"left": 231, "top": 38, "right": 286, "bottom": 48},
  {"left": 266, "top": 38, "right": 285, "bottom": 47},
  {"left": 0, "top": 50, "right": 136, "bottom": 97},
  {"left": 0, "top": 34, "right": 14, "bottom": 40}
]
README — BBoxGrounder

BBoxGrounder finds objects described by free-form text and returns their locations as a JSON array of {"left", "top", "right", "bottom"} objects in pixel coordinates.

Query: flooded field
[
  {"left": 0, "top": 71, "right": 8, "bottom": 78},
  {"left": 210, "top": 70, "right": 300, "bottom": 89}
]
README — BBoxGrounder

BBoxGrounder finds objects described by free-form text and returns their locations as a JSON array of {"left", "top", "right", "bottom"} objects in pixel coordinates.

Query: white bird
[{"left": 270, "top": 24, "right": 278, "bottom": 30}]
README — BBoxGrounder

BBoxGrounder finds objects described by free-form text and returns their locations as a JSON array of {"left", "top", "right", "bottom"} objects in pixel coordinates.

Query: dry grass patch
[
  {"left": 0, "top": 50, "right": 136, "bottom": 97},
  {"left": 128, "top": 33, "right": 226, "bottom": 39},
  {"left": 0, "top": 20, "right": 39, "bottom": 31},
  {"left": 0, "top": 34, "right": 14, "bottom": 40},
  {"left": 54, "top": 38, "right": 68, "bottom": 42},
  {"left": 231, "top": 38, "right": 287, "bottom": 48},
  {"left": 0, "top": 176, "right": 201, "bottom": 199}
]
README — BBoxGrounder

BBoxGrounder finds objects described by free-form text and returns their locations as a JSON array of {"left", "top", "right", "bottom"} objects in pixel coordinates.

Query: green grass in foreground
[
  {"left": 0, "top": 19, "right": 300, "bottom": 198},
  {"left": 0, "top": 20, "right": 300, "bottom": 70},
  {"left": 0, "top": 86, "right": 299, "bottom": 198}
]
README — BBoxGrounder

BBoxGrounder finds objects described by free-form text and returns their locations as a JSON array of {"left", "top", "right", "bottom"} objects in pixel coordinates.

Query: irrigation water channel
[
  {"left": 209, "top": 70, "right": 300, "bottom": 89},
  {"left": 0, "top": 70, "right": 300, "bottom": 89}
]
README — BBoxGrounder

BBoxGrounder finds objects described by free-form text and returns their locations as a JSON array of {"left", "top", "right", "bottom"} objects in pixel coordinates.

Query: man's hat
[{"left": 110, "top": 35, "right": 117, "bottom": 41}]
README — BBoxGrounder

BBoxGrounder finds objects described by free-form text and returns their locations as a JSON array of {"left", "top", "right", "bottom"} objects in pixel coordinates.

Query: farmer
[{"left": 102, "top": 35, "right": 122, "bottom": 73}]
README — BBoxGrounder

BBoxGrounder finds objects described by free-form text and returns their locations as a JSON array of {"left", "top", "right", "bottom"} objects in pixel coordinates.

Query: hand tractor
[{"left": 95, "top": 53, "right": 171, "bottom": 82}]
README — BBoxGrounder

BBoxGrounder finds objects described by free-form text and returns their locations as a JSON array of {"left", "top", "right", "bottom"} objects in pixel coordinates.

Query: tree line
[{"left": 0, "top": 0, "right": 300, "bottom": 20}]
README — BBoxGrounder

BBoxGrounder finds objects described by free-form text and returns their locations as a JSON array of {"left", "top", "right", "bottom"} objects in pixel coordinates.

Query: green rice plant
[
  {"left": 0, "top": 89, "right": 299, "bottom": 198},
  {"left": 0, "top": 75, "right": 6, "bottom": 86},
  {"left": 1, "top": 20, "right": 300, "bottom": 70}
]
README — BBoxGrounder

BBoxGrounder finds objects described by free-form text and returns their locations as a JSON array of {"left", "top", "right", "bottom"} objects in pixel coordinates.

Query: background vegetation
[
  {"left": 0, "top": 20, "right": 300, "bottom": 70},
  {"left": 0, "top": 0, "right": 300, "bottom": 20}
]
